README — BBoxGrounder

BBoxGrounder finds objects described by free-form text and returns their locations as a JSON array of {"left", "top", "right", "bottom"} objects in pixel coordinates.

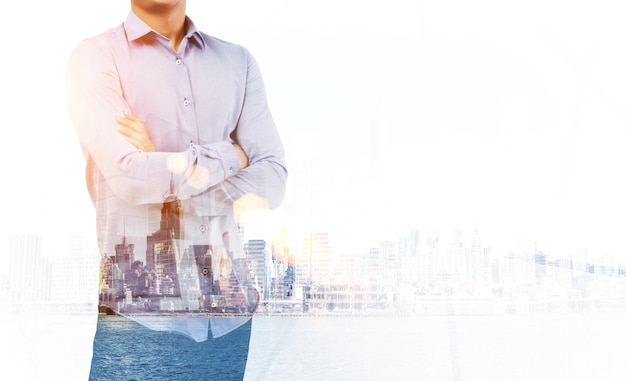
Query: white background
[{"left": 1, "top": 1, "right": 626, "bottom": 378}]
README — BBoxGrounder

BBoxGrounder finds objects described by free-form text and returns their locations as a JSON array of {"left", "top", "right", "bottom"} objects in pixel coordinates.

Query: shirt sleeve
[
  {"left": 66, "top": 37, "right": 245, "bottom": 206},
  {"left": 189, "top": 52, "right": 288, "bottom": 215}
]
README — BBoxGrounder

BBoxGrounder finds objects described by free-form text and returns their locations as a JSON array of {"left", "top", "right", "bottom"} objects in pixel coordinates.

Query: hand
[
  {"left": 232, "top": 143, "right": 249, "bottom": 170},
  {"left": 116, "top": 111, "right": 156, "bottom": 152}
]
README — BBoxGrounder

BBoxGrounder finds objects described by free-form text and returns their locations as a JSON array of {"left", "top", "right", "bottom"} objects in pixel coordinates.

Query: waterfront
[{"left": 2, "top": 311, "right": 625, "bottom": 380}]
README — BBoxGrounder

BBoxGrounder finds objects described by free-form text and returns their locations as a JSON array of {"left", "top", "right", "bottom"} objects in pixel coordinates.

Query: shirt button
[
  {"left": 228, "top": 168, "right": 233, "bottom": 175},
  {"left": 199, "top": 225, "right": 206, "bottom": 233},
  {"left": 183, "top": 98, "right": 189, "bottom": 106},
  {"left": 175, "top": 58, "right": 182, "bottom": 65}
]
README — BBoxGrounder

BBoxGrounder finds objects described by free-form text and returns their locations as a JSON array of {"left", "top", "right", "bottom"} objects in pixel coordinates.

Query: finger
[
  {"left": 116, "top": 117, "right": 142, "bottom": 133},
  {"left": 116, "top": 116, "right": 133, "bottom": 127},
  {"left": 117, "top": 124, "right": 142, "bottom": 140},
  {"left": 116, "top": 122, "right": 129, "bottom": 136},
  {"left": 123, "top": 110, "right": 141, "bottom": 123},
  {"left": 117, "top": 122, "right": 135, "bottom": 135},
  {"left": 123, "top": 136, "right": 143, "bottom": 151}
]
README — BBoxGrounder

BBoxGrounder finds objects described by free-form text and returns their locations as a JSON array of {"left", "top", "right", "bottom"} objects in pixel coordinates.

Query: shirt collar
[{"left": 124, "top": 10, "right": 206, "bottom": 48}]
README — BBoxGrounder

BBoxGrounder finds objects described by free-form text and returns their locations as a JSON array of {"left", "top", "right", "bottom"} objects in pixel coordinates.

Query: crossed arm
[
  {"left": 116, "top": 111, "right": 249, "bottom": 170},
  {"left": 68, "top": 38, "right": 287, "bottom": 210}
]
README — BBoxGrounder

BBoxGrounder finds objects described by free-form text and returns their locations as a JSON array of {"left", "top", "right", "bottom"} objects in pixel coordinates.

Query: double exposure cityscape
[{"left": 5, "top": 216, "right": 626, "bottom": 316}]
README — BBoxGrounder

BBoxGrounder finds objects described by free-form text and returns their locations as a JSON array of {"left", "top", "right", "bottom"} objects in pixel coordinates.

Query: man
[{"left": 67, "top": 1, "right": 287, "bottom": 379}]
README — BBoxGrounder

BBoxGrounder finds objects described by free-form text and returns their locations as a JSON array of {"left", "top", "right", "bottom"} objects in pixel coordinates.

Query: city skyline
[{"left": 5, "top": 221, "right": 626, "bottom": 318}]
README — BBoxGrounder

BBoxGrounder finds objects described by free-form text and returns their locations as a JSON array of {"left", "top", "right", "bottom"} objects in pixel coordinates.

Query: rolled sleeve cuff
[{"left": 216, "top": 141, "right": 241, "bottom": 180}]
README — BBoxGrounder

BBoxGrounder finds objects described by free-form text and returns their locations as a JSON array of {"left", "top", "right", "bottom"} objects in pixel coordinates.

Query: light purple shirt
[{"left": 67, "top": 11, "right": 286, "bottom": 339}]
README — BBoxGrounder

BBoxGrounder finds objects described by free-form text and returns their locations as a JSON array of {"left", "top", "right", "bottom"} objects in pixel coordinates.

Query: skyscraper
[
  {"left": 303, "top": 232, "right": 334, "bottom": 284},
  {"left": 245, "top": 239, "right": 271, "bottom": 298},
  {"left": 9, "top": 235, "right": 51, "bottom": 305},
  {"left": 146, "top": 176, "right": 182, "bottom": 296}
]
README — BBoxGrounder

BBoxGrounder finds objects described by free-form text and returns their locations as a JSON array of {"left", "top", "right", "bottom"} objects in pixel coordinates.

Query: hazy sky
[{"left": 2, "top": 1, "right": 626, "bottom": 262}]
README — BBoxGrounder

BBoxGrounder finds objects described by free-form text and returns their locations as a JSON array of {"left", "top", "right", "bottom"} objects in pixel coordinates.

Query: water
[
  {"left": 89, "top": 315, "right": 251, "bottom": 381},
  {"left": 4, "top": 312, "right": 626, "bottom": 380}
]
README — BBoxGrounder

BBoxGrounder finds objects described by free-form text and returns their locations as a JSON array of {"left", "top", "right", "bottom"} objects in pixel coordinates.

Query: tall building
[
  {"left": 415, "top": 230, "right": 438, "bottom": 292},
  {"left": 145, "top": 176, "right": 182, "bottom": 295},
  {"left": 303, "top": 232, "right": 334, "bottom": 284},
  {"left": 379, "top": 240, "right": 398, "bottom": 275},
  {"left": 245, "top": 239, "right": 271, "bottom": 298},
  {"left": 50, "top": 235, "right": 99, "bottom": 310},
  {"left": 114, "top": 234, "right": 134, "bottom": 276},
  {"left": 534, "top": 251, "right": 547, "bottom": 285},
  {"left": 467, "top": 229, "right": 483, "bottom": 283},
  {"left": 364, "top": 246, "right": 382, "bottom": 280},
  {"left": 98, "top": 230, "right": 140, "bottom": 307},
  {"left": 9, "top": 234, "right": 51, "bottom": 305}
]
